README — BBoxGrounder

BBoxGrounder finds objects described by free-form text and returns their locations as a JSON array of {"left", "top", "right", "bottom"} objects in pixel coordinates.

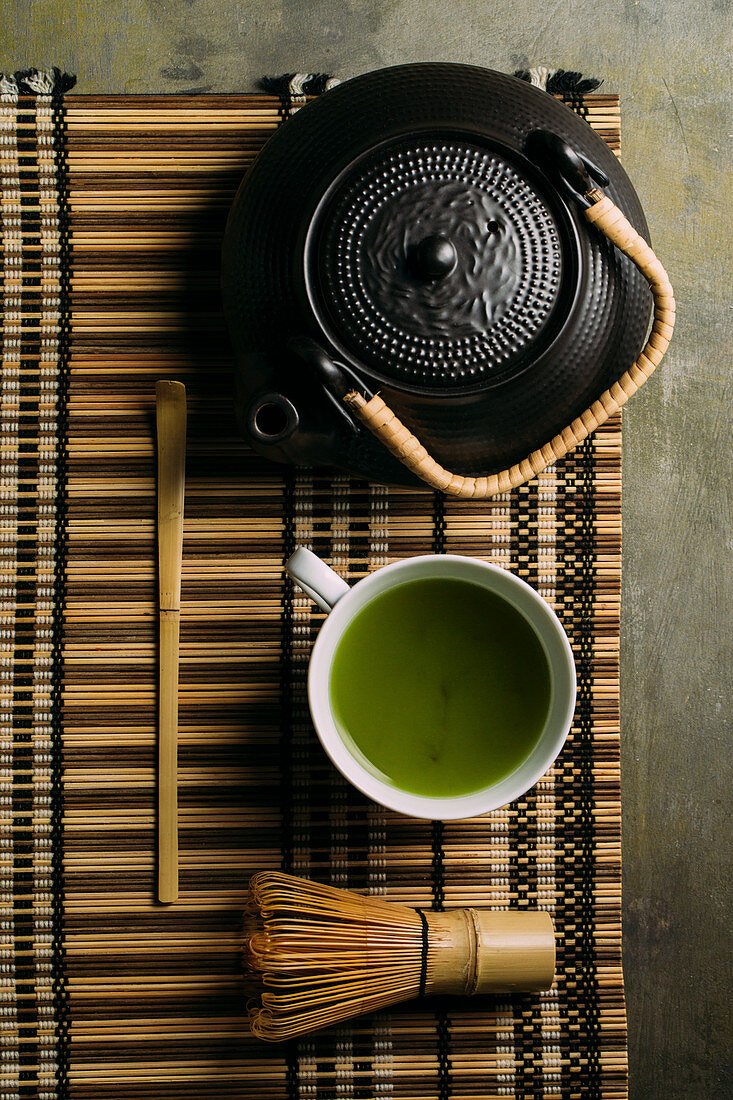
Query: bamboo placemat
[{"left": 1, "top": 84, "right": 626, "bottom": 1098}]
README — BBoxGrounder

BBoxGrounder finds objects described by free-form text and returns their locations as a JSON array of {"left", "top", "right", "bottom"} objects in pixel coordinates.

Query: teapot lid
[{"left": 307, "top": 132, "right": 568, "bottom": 391}]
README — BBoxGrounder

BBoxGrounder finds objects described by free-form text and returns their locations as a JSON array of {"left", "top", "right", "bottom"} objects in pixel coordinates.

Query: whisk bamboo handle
[
  {"left": 425, "top": 908, "right": 555, "bottom": 994},
  {"left": 343, "top": 190, "right": 675, "bottom": 497}
]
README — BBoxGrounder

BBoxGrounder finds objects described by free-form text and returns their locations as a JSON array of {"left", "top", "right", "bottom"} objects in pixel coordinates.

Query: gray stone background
[{"left": 3, "top": 1, "right": 731, "bottom": 1096}]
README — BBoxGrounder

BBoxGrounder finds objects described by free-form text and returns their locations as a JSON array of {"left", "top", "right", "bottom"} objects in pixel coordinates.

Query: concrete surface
[{"left": 3, "top": 2, "right": 731, "bottom": 1096}]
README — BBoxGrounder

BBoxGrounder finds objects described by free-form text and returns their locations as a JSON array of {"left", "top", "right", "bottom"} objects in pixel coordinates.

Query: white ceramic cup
[{"left": 286, "top": 548, "right": 576, "bottom": 821}]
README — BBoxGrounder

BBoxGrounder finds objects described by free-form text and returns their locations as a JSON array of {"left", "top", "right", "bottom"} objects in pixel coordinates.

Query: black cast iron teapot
[{"left": 222, "top": 63, "right": 673, "bottom": 496}]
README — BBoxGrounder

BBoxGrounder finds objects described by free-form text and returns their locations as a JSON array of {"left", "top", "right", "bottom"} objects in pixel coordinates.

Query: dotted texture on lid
[{"left": 313, "top": 137, "right": 563, "bottom": 388}]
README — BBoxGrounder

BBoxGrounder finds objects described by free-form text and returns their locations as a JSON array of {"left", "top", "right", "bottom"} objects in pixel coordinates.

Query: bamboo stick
[{"left": 155, "top": 380, "right": 186, "bottom": 904}]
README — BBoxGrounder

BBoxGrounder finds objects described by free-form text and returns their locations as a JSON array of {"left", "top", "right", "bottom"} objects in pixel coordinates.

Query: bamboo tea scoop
[
  {"left": 155, "top": 381, "right": 186, "bottom": 904},
  {"left": 244, "top": 872, "right": 555, "bottom": 1041}
]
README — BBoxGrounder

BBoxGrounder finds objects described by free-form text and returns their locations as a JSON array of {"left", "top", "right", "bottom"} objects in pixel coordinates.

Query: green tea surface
[{"left": 329, "top": 577, "right": 551, "bottom": 798}]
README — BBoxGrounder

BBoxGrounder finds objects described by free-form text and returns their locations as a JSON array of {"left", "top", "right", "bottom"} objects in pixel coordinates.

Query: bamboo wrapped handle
[
  {"left": 344, "top": 190, "right": 675, "bottom": 498},
  {"left": 425, "top": 908, "right": 555, "bottom": 994}
]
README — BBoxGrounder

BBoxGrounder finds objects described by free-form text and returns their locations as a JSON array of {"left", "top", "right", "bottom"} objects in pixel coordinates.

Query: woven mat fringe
[
  {"left": 0, "top": 66, "right": 76, "bottom": 95},
  {"left": 513, "top": 66, "right": 602, "bottom": 94}
]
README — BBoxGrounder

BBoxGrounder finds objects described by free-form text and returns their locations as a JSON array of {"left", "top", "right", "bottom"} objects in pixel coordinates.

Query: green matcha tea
[{"left": 329, "top": 577, "right": 551, "bottom": 798}]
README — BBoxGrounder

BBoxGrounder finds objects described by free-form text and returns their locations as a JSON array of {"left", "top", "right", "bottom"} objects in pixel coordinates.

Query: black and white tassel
[
  {"left": 514, "top": 67, "right": 602, "bottom": 95},
  {"left": 0, "top": 68, "right": 76, "bottom": 96},
  {"left": 260, "top": 72, "right": 340, "bottom": 118},
  {"left": 260, "top": 72, "right": 340, "bottom": 97}
]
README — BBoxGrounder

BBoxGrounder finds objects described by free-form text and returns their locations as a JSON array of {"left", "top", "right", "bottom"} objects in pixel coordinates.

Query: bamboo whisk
[{"left": 244, "top": 872, "right": 555, "bottom": 1041}]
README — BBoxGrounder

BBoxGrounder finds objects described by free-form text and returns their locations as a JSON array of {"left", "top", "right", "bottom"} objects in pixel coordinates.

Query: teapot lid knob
[{"left": 412, "top": 233, "right": 457, "bottom": 281}]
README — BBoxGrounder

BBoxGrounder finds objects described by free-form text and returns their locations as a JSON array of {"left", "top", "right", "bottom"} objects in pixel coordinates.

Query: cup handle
[{"left": 286, "top": 547, "right": 351, "bottom": 613}]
